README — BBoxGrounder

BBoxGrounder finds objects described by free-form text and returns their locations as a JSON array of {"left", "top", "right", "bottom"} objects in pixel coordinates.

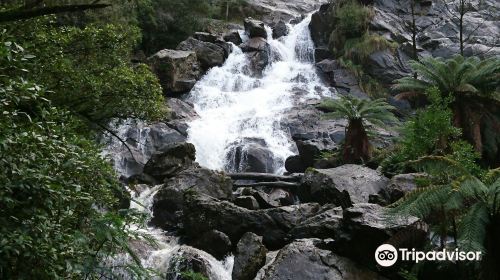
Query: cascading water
[
  {"left": 187, "top": 15, "right": 332, "bottom": 174},
  {"left": 103, "top": 15, "right": 331, "bottom": 280}
]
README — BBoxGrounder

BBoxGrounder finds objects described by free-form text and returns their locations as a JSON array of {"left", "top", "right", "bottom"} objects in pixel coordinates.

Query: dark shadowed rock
[
  {"left": 166, "top": 246, "right": 225, "bottom": 280},
  {"left": 285, "top": 155, "right": 305, "bottom": 173},
  {"left": 151, "top": 168, "right": 233, "bottom": 229},
  {"left": 299, "top": 168, "right": 353, "bottom": 208},
  {"left": 223, "top": 30, "right": 243, "bottom": 45},
  {"left": 333, "top": 203, "right": 426, "bottom": 265},
  {"left": 289, "top": 205, "right": 343, "bottom": 239},
  {"left": 378, "top": 173, "right": 426, "bottom": 204},
  {"left": 234, "top": 195, "right": 260, "bottom": 210},
  {"left": 232, "top": 232, "right": 268, "bottom": 280},
  {"left": 225, "top": 138, "right": 275, "bottom": 173},
  {"left": 190, "top": 230, "right": 232, "bottom": 260},
  {"left": 365, "top": 49, "right": 411, "bottom": 84},
  {"left": 244, "top": 18, "right": 268, "bottom": 38},
  {"left": 272, "top": 20, "right": 289, "bottom": 38},
  {"left": 309, "top": 3, "right": 331, "bottom": 48},
  {"left": 255, "top": 239, "right": 387, "bottom": 280},
  {"left": 177, "top": 37, "right": 226, "bottom": 71},
  {"left": 148, "top": 49, "right": 200, "bottom": 94},
  {"left": 183, "top": 194, "right": 322, "bottom": 249},
  {"left": 143, "top": 142, "right": 196, "bottom": 182}
]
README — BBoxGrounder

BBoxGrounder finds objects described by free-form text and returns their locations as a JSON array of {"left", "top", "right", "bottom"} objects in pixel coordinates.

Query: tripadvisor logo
[{"left": 375, "top": 244, "right": 482, "bottom": 267}]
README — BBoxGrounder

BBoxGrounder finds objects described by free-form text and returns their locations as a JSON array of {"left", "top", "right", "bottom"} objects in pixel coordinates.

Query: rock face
[
  {"left": 365, "top": 49, "right": 412, "bottom": 85},
  {"left": 225, "top": 138, "right": 275, "bottom": 173},
  {"left": 244, "top": 18, "right": 268, "bottom": 38},
  {"left": 244, "top": 0, "right": 329, "bottom": 24},
  {"left": 183, "top": 194, "right": 322, "bottom": 249},
  {"left": 176, "top": 37, "right": 226, "bottom": 71},
  {"left": 300, "top": 165, "right": 390, "bottom": 205},
  {"left": 189, "top": 230, "right": 232, "bottom": 260},
  {"left": 151, "top": 168, "right": 233, "bottom": 229},
  {"left": 334, "top": 203, "right": 426, "bottom": 265},
  {"left": 315, "top": 59, "right": 369, "bottom": 98},
  {"left": 255, "top": 239, "right": 387, "bottom": 280},
  {"left": 143, "top": 142, "right": 196, "bottom": 182},
  {"left": 148, "top": 49, "right": 200, "bottom": 94},
  {"left": 232, "top": 232, "right": 268, "bottom": 280}
]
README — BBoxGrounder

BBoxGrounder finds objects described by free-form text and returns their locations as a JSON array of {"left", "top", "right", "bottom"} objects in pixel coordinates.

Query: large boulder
[
  {"left": 364, "top": 48, "right": 411, "bottom": 85},
  {"left": 315, "top": 59, "right": 369, "bottom": 98},
  {"left": 244, "top": 18, "right": 268, "bottom": 38},
  {"left": 166, "top": 246, "right": 231, "bottom": 280},
  {"left": 189, "top": 230, "right": 232, "bottom": 260},
  {"left": 255, "top": 239, "right": 387, "bottom": 280},
  {"left": 148, "top": 49, "right": 200, "bottom": 94},
  {"left": 225, "top": 138, "right": 275, "bottom": 173},
  {"left": 177, "top": 37, "right": 226, "bottom": 71},
  {"left": 232, "top": 232, "right": 268, "bottom": 280},
  {"left": 143, "top": 142, "right": 196, "bottom": 182},
  {"left": 240, "top": 37, "right": 271, "bottom": 76},
  {"left": 272, "top": 20, "right": 289, "bottom": 39},
  {"left": 333, "top": 203, "right": 426, "bottom": 265},
  {"left": 300, "top": 165, "right": 390, "bottom": 205},
  {"left": 289, "top": 205, "right": 343, "bottom": 240},
  {"left": 183, "top": 194, "right": 322, "bottom": 249},
  {"left": 223, "top": 30, "right": 243, "bottom": 45},
  {"left": 377, "top": 173, "right": 426, "bottom": 204},
  {"left": 151, "top": 168, "right": 233, "bottom": 230}
]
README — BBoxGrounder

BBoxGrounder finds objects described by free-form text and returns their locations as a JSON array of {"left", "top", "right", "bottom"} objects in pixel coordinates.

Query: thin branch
[{"left": 0, "top": 3, "right": 111, "bottom": 23}]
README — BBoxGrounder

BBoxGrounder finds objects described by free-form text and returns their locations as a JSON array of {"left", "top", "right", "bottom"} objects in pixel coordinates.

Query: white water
[
  {"left": 187, "top": 15, "right": 331, "bottom": 174},
  {"left": 104, "top": 15, "right": 331, "bottom": 280}
]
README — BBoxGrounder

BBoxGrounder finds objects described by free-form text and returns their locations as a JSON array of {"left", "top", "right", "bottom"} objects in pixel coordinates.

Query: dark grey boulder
[
  {"left": 225, "top": 138, "right": 275, "bottom": 173},
  {"left": 148, "top": 49, "right": 200, "bottom": 94},
  {"left": 143, "top": 142, "right": 196, "bottom": 182},
  {"left": 223, "top": 30, "right": 243, "bottom": 45},
  {"left": 272, "top": 20, "right": 289, "bottom": 39},
  {"left": 193, "top": 32, "right": 218, "bottom": 43},
  {"left": 300, "top": 165, "right": 390, "bottom": 205},
  {"left": 234, "top": 195, "right": 260, "bottom": 210},
  {"left": 244, "top": 18, "right": 268, "bottom": 38},
  {"left": 189, "top": 230, "right": 232, "bottom": 260},
  {"left": 177, "top": 37, "right": 226, "bottom": 71},
  {"left": 232, "top": 232, "right": 268, "bottom": 280},
  {"left": 289, "top": 205, "right": 343, "bottom": 239},
  {"left": 255, "top": 239, "right": 387, "bottom": 280},
  {"left": 183, "top": 194, "right": 322, "bottom": 249},
  {"left": 151, "top": 168, "right": 233, "bottom": 230}
]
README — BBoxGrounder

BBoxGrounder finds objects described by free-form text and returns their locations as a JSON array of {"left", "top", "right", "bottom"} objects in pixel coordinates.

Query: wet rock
[
  {"left": 232, "top": 232, "right": 268, "bottom": 280},
  {"left": 225, "top": 138, "right": 275, "bottom": 173},
  {"left": 183, "top": 194, "right": 322, "bottom": 249},
  {"left": 255, "top": 239, "right": 387, "bottom": 280},
  {"left": 166, "top": 246, "right": 226, "bottom": 280},
  {"left": 223, "top": 30, "right": 243, "bottom": 45},
  {"left": 309, "top": 3, "right": 331, "bottom": 48},
  {"left": 241, "top": 37, "right": 269, "bottom": 52},
  {"left": 190, "top": 230, "right": 232, "bottom": 260},
  {"left": 314, "top": 47, "right": 333, "bottom": 62},
  {"left": 177, "top": 37, "right": 226, "bottom": 71},
  {"left": 151, "top": 168, "right": 233, "bottom": 230},
  {"left": 244, "top": 0, "right": 328, "bottom": 25},
  {"left": 272, "top": 20, "right": 289, "bottom": 39},
  {"left": 244, "top": 18, "right": 268, "bottom": 38},
  {"left": 143, "top": 142, "right": 196, "bottom": 182},
  {"left": 166, "top": 98, "right": 198, "bottom": 121},
  {"left": 300, "top": 165, "right": 390, "bottom": 205},
  {"left": 234, "top": 196, "right": 260, "bottom": 210},
  {"left": 285, "top": 155, "right": 305, "bottom": 173},
  {"left": 148, "top": 49, "right": 200, "bottom": 94},
  {"left": 315, "top": 59, "right": 368, "bottom": 98}
]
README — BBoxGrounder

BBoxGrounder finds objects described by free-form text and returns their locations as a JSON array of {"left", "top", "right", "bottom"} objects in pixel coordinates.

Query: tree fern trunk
[{"left": 343, "top": 119, "right": 372, "bottom": 163}]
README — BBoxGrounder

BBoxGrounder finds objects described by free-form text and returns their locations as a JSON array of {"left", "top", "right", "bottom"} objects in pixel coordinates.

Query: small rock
[{"left": 234, "top": 196, "right": 260, "bottom": 210}]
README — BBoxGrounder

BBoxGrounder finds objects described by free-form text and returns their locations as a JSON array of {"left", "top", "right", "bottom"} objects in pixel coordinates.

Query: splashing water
[{"left": 187, "top": 15, "right": 331, "bottom": 174}]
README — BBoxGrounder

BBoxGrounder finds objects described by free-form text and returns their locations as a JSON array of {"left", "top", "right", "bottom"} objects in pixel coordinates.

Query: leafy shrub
[
  {"left": 334, "top": 0, "right": 372, "bottom": 38},
  {"left": 344, "top": 33, "right": 398, "bottom": 63}
]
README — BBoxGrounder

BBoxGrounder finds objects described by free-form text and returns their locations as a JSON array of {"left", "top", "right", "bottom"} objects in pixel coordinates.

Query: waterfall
[
  {"left": 103, "top": 15, "right": 330, "bottom": 280},
  {"left": 187, "top": 15, "right": 331, "bottom": 174}
]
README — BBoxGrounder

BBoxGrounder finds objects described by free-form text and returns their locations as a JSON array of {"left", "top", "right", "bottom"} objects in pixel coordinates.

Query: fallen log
[
  {"left": 233, "top": 181, "right": 300, "bottom": 189},
  {"left": 228, "top": 172, "right": 302, "bottom": 182}
]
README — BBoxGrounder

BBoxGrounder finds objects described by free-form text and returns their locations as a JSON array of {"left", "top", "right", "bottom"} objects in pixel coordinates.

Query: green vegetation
[
  {"left": 0, "top": 35, "right": 152, "bottom": 279},
  {"left": 180, "top": 270, "right": 210, "bottom": 280},
  {"left": 389, "top": 157, "right": 500, "bottom": 279},
  {"left": 319, "top": 96, "right": 397, "bottom": 163},
  {"left": 394, "top": 55, "right": 500, "bottom": 164}
]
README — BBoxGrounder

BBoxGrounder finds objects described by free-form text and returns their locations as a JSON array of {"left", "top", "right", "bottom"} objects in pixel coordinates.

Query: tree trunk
[
  {"left": 343, "top": 119, "right": 372, "bottom": 163},
  {"left": 459, "top": 0, "right": 465, "bottom": 56},
  {"left": 452, "top": 100, "right": 483, "bottom": 153},
  {"left": 226, "top": 1, "right": 230, "bottom": 21}
]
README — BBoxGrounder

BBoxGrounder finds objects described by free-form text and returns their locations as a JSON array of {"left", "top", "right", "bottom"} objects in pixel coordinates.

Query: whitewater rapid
[{"left": 187, "top": 15, "right": 331, "bottom": 174}]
